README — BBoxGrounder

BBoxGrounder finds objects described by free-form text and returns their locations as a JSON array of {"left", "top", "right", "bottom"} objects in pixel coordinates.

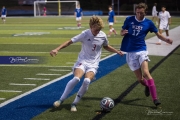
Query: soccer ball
[{"left": 100, "top": 97, "right": 114, "bottom": 111}]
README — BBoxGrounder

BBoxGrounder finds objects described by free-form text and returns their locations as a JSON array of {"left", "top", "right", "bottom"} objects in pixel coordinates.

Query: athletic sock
[
  {"left": 72, "top": 78, "right": 91, "bottom": 105},
  {"left": 158, "top": 39, "right": 162, "bottom": 43},
  {"left": 60, "top": 77, "right": 80, "bottom": 101},
  {"left": 140, "top": 78, "right": 148, "bottom": 86},
  {"left": 147, "top": 79, "right": 158, "bottom": 100}
]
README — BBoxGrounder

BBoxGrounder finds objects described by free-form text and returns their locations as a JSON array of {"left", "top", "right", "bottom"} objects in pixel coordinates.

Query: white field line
[
  {"left": 0, "top": 53, "right": 116, "bottom": 108},
  {"left": 24, "top": 78, "right": 50, "bottom": 80},
  {"left": 0, "top": 65, "right": 72, "bottom": 67},
  {"left": 49, "top": 69, "right": 71, "bottom": 72},
  {"left": 0, "top": 90, "right": 22, "bottom": 93},
  {"left": 0, "top": 98, "right": 6, "bottom": 100},
  {"left": 101, "top": 55, "right": 107, "bottom": 57},
  {"left": 9, "top": 83, "right": 36, "bottom": 86},
  {"left": 36, "top": 73, "right": 61, "bottom": 76}
]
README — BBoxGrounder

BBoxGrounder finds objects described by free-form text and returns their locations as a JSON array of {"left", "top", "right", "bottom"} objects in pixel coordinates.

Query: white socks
[
  {"left": 72, "top": 78, "right": 91, "bottom": 105},
  {"left": 60, "top": 77, "right": 80, "bottom": 101},
  {"left": 158, "top": 36, "right": 169, "bottom": 43},
  {"left": 158, "top": 39, "right": 162, "bottom": 43}
]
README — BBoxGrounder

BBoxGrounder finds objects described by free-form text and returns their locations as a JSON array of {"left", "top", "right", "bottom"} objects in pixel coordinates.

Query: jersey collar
[{"left": 135, "top": 16, "right": 145, "bottom": 22}]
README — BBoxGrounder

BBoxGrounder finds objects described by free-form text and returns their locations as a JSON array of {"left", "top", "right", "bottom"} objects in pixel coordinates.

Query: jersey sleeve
[
  {"left": 103, "top": 35, "right": 109, "bottom": 46},
  {"left": 71, "top": 31, "right": 86, "bottom": 43},
  {"left": 122, "top": 17, "right": 130, "bottom": 30},
  {"left": 167, "top": 11, "right": 171, "bottom": 18},
  {"left": 149, "top": 21, "right": 158, "bottom": 33}
]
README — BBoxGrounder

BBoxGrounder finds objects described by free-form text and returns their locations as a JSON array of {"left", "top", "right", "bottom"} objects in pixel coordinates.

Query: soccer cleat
[
  {"left": 145, "top": 86, "right": 150, "bottom": 97},
  {"left": 71, "top": 104, "right": 77, "bottom": 112},
  {"left": 154, "top": 99, "right": 161, "bottom": 106},
  {"left": 53, "top": 100, "right": 63, "bottom": 108}
]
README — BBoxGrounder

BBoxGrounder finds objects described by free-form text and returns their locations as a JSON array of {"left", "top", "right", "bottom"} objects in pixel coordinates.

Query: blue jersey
[
  {"left": 1, "top": 8, "right": 6, "bottom": 15},
  {"left": 108, "top": 10, "right": 115, "bottom": 22},
  {"left": 120, "top": 16, "right": 158, "bottom": 52},
  {"left": 75, "top": 8, "right": 82, "bottom": 17}
]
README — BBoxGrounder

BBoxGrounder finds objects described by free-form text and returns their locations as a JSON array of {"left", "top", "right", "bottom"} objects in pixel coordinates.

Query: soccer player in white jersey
[
  {"left": 152, "top": 3, "right": 158, "bottom": 25},
  {"left": 74, "top": 4, "right": 83, "bottom": 28},
  {"left": 50, "top": 16, "right": 123, "bottom": 112},
  {"left": 1, "top": 6, "right": 7, "bottom": 24},
  {"left": 120, "top": 3, "right": 173, "bottom": 106},
  {"left": 156, "top": 5, "right": 171, "bottom": 45}
]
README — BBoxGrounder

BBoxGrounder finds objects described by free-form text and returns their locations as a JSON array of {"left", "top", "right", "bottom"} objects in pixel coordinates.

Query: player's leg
[
  {"left": 126, "top": 52, "right": 149, "bottom": 96},
  {"left": 53, "top": 66, "right": 85, "bottom": 108},
  {"left": 141, "top": 60, "right": 161, "bottom": 106},
  {"left": 156, "top": 29, "right": 163, "bottom": 45},
  {"left": 108, "top": 24, "right": 113, "bottom": 37},
  {"left": 71, "top": 68, "right": 96, "bottom": 111},
  {"left": 141, "top": 61, "right": 161, "bottom": 106},
  {"left": 78, "top": 17, "right": 82, "bottom": 28},
  {"left": 112, "top": 24, "right": 117, "bottom": 35}
]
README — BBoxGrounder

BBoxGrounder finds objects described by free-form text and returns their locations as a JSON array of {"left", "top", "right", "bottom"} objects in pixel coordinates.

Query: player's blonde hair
[
  {"left": 89, "top": 16, "right": 104, "bottom": 30},
  {"left": 135, "top": 3, "right": 148, "bottom": 11}
]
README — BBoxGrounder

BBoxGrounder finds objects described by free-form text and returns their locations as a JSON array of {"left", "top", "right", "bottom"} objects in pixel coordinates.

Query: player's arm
[
  {"left": 103, "top": 45, "right": 123, "bottom": 56},
  {"left": 114, "top": 16, "right": 116, "bottom": 23},
  {"left": 50, "top": 40, "right": 73, "bottom": 57},
  {"left": 120, "top": 29, "right": 128, "bottom": 36},
  {"left": 155, "top": 32, "right": 173, "bottom": 44},
  {"left": 168, "top": 17, "right": 171, "bottom": 25}
]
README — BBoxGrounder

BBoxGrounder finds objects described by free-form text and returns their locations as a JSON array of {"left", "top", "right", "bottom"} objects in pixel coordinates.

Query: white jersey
[
  {"left": 152, "top": 6, "right": 157, "bottom": 14},
  {"left": 71, "top": 29, "right": 108, "bottom": 66},
  {"left": 158, "top": 11, "right": 171, "bottom": 25}
]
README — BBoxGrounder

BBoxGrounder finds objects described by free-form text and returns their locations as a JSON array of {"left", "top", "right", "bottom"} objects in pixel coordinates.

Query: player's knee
[
  {"left": 74, "top": 76, "right": 80, "bottom": 82},
  {"left": 143, "top": 71, "right": 151, "bottom": 79},
  {"left": 83, "top": 78, "right": 91, "bottom": 86}
]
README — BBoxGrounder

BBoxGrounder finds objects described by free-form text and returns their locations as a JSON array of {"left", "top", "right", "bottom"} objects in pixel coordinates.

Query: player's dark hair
[
  {"left": 161, "top": 5, "right": 166, "bottom": 8},
  {"left": 109, "top": 5, "right": 112, "bottom": 8},
  {"left": 154, "top": 3, "right": 157, "bottom": 6}
]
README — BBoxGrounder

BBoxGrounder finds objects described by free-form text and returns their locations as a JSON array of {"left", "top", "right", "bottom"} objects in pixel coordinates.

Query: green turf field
[{"left": 0, "top": 16, "right": 180, "bottom": 120}]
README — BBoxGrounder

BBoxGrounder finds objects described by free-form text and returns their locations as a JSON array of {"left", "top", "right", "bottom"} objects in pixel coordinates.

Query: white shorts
[
  {"left": 76, "top": 17, "right": 82, "bottom": 21},
  {"left": 159, "top": 23, "right": 169, "bottom": 30},
  {"left": 126, "top": 51, "right": 150, "bottom": 71},
  {"left": 1, "top": 15, "right": 6, "bottom": 18},
  {"left": 109, "top": 22, "right": 114, "bottom": 26},
  {"left": 73, "top": 61, "right": 98, "bottom": 74}
]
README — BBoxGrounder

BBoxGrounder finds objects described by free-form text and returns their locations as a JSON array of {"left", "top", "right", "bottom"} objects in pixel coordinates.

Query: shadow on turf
[
  {"left": 49, "top": 104, "right": 70, "bottom": 112},
  {"left": 120, "top": 98, "right": 157, "bottom": 109}
]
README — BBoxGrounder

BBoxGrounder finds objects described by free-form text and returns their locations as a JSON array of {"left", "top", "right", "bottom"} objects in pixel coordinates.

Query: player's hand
[
  {"left": 168, "top": 22, "right": 171, "bottom": 25},
  {"left": 121, "top": 29, "right": 128, "bottom": 36},
  {"left": 117, "top": 50, "right": 124, "bottom": 56},
  {"left": 166, "top": 38, "right": 173, "bottom": 45},
  {"left": 50, "top": 49, "right": 58, "bottom": 57}
]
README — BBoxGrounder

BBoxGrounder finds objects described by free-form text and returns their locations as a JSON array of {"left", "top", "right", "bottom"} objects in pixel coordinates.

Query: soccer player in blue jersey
[
  {"left": 107, "top": 5, "right": 117, "bottom": 37},
  {"left": 74, "top": 4, "right": 83, "bottom": 28},
  {"left": 1, "top": 6, "right": 7, "bottom": 24},
  {"left": 120, "top": 3, "right": 173, "bottom": 106}
]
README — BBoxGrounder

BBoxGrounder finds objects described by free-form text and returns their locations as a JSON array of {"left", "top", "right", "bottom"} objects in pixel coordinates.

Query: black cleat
[
  {"left": 145, "top": 86, "right": 150, "bottom": 97},
  {"left": 154, "top": 99, "right": 161, "bottom": 106}
]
